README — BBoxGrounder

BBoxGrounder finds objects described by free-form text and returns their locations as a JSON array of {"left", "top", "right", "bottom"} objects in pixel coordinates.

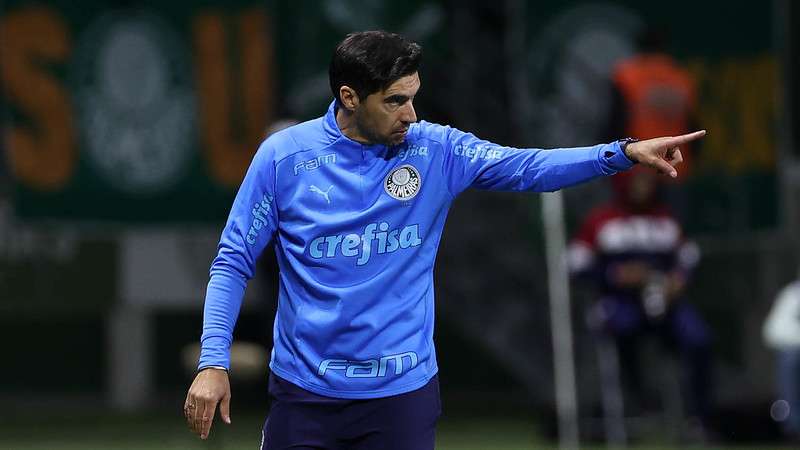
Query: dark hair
[{"left": 329, "top": 30, "right": 422, "bottom": 105}]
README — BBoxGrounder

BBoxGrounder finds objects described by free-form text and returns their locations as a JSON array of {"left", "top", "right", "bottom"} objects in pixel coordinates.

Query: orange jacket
[{"left": 613, "top": 54, "right": 696, "bottom": 177}]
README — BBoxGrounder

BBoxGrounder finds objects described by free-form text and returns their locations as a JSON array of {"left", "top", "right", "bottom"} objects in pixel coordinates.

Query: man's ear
[{"left": 339, "top": 86, "right": 360, "bottom": 111}]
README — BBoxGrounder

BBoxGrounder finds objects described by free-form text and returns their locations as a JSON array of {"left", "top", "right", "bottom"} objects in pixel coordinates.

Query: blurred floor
[{"left": 0, "top": 411, "right": 793, "bottom": 450}]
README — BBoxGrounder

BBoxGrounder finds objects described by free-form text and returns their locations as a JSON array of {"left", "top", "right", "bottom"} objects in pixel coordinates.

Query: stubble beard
[{"left": 355, "top": 110, "right": 400, "bottom": 146}]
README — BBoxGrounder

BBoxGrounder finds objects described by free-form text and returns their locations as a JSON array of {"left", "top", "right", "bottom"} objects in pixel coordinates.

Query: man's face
[{"left": 354, "top": 72, "right": 420, "bottom": 146}]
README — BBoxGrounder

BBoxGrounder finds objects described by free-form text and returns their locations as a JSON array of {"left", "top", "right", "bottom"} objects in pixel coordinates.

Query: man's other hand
[
  {"left": 184, "top": 367, "right": 231, "bottom": 440},
  {"left": 624, "top": 130, "right": 706, "bottom": 178}
]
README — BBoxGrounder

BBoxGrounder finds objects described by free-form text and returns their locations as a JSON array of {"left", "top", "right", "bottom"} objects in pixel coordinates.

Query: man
[
  {"left": 764, "top": 272, "right": 800, "bottom": 440},
  {"left": 184, "top": 30, "right": 704, "bottom": 449},
  {"left": 568, "top": 166, "right": 712, "bottom": 433}
]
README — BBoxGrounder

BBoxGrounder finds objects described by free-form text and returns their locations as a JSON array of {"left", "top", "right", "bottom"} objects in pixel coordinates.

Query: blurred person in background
[
  {"left": 608, "top": 28, "right": 698, "bottom": 221},
  {"left": 568, "top": 165, "right": 712, "bottom": 437},
  {"left": 763, "top": 272, "right": 800, "bottom": 441},
  {"left": 183, "top": 30, "right": 704, "bottom": 449}
]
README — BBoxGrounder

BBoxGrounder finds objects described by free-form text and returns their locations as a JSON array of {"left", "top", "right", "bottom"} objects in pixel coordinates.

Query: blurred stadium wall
[{"left": 1, "top": 0, "right": 799, "bottom": 440}]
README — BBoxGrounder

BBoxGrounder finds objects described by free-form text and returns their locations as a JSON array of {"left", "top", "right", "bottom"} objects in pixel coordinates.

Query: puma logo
[{"left": 309, "top": 185, "right": 333, "bottom": 204}]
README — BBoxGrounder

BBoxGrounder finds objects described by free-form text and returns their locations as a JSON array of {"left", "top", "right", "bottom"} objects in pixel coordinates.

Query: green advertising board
[{"left": 2, "top": 0, "right": 283, "bottom": 222}]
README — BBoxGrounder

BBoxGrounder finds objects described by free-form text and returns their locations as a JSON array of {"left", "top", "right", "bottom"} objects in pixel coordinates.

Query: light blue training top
[{"left": 198, "top": 100, "right": 634, "bottom": 399}]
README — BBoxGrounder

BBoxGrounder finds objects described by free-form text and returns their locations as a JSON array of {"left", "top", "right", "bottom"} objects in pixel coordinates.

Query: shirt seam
[
  {"left": 269, "top": 363, "right": 438, "bottom": 398},
  {"left": 420, "top": 129, "right": 456, "bottom": 200},
  {"left": 274, "top": 143, "right": 337, "bottom": 169}
]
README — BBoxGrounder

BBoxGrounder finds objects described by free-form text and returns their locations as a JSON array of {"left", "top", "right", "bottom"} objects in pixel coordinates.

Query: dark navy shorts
[{"left": 260, "top": 373, "right": 441, "bottom": 450}]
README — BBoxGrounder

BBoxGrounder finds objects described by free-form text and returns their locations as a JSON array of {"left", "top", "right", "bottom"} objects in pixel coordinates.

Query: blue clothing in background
[{"left": 199, "top": 100, "right": 634, "bottom": 399}]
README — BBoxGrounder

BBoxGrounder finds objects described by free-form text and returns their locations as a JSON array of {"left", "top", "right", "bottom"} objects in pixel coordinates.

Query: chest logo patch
[{"left": 384, "top": 164, "right": 421, "bottom": 201}]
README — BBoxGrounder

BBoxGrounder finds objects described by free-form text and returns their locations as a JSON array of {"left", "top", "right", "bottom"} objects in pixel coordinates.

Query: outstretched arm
[{"left": 430, "top": 120, "right": 706, "bottom": 196}]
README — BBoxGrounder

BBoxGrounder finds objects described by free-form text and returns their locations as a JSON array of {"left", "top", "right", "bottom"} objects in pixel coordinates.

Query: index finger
[{"left": 667, "top": 130, "right": 706, "bottom": 146}]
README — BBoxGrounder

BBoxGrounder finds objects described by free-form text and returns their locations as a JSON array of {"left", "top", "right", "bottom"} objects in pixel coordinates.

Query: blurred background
[{"left": 1, "top": 0, "right": 799, "bottom": 449}]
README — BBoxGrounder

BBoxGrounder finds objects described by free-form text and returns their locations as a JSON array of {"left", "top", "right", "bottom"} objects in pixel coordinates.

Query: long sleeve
[
  {"left": 198, "top": 141, "right": 278, "bottom": 370},
  {"left": 432, "top": 123, "right": 634, "bottom": 197}
]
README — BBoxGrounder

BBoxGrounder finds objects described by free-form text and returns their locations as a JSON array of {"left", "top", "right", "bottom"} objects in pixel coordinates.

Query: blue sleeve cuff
[
  {"left": 198, "top": 335, "right": 232, "bottom": 370},
  {"left": 602, "top": 140, "right": 636, "bottom": 172}
]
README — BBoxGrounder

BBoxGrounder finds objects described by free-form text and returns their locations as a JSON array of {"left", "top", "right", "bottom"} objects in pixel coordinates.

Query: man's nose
[{"left": 402, "top": 101, "right": 417, "bottom": 124}]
